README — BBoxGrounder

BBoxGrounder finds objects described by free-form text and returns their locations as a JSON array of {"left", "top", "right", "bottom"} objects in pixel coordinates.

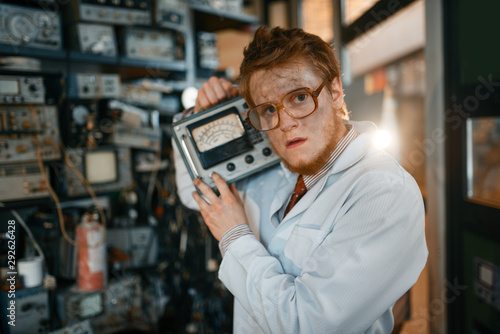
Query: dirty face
[{"left": 249, "top": 59, "right": 347, "bottom": 175}]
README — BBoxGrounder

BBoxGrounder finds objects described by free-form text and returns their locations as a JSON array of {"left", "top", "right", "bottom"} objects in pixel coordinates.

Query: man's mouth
[{"left": 286, "top": 137, "right": 306, "bottom": 149}]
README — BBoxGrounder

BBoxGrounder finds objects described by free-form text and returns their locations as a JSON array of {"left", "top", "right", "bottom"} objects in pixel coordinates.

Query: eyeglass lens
[{"left": 249, "top": 89, "right": 316, "bottom": 131}]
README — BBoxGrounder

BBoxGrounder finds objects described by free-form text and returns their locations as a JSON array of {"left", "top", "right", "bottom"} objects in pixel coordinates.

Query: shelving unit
[
  {"left": 191, "top": 2, "right": 259, "bottom": 31},
  {"left": 0, "top": 1, "right": 260, "bottom": 333},
  {"left": 0, "top": 1, "right": 260, "bottom": 93}
]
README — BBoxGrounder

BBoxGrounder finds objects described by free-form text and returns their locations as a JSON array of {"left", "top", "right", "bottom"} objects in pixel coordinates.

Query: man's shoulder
[{"left": 343, "top": 146, "right": 419, "bottom": 191}]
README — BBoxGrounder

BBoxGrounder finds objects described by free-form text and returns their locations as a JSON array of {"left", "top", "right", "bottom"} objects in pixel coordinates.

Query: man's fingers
[
  {"left": 193, "top": 177, "right": 219, "bottom": 204},
  {"left": 192, "top": 191, "right": 211, "bottom": 211},
  {"left": 211, "top": 173, "right": 232, "bottom": 199},
  {"left": 230, "top": 86, "right": 240, "bottom": 98},
  {"left": 210, "top": 77, "right": 232, "bottom": 101},
  {"left": 220, "top": 79, "right": 239, "bottom": 99},
  {"left": 195, "top": 77, "right": 240, "bottom": 113},
  {"left": 197, "top": 89, "right": 217, "bottom": 111}
]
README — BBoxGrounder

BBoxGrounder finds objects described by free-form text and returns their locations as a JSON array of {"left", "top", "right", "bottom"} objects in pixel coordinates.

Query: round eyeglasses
[{"left": 246, "top": 80, "right": 328, "bottom": 131}]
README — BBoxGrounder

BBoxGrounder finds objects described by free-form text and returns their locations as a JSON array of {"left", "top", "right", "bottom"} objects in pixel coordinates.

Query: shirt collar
[{"left": 302, "top": 123, "right": 358, "bottom": 190}]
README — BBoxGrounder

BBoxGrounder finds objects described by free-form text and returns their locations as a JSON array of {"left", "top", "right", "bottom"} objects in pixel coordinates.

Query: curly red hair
[{"left": 238, "top": 26, "right": 348, "bottom": 119}]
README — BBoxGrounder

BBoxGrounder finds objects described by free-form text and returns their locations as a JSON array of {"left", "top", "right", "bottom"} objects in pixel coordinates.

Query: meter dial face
[
  {"left": 191, "top": 113, "right": 245, "bottom": 152},
  {"left": 72, "top": 105, "right": 90, "bottom": 126},
  {"left": 7, "top": 14, "right": 37, "bottom": 42}
]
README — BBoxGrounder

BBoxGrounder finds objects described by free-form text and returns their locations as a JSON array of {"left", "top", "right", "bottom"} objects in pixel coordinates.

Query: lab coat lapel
[
  {"left": 269, "top": 165, "right": 296, "bottom": 227},
  {"left": 279, "top": 121, "right": 376, "bottom": 223}
]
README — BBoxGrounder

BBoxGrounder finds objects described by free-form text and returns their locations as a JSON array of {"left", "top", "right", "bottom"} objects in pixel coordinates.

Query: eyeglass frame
[{"left": 245, "top": 80, "right": 329, "bottom": 132}]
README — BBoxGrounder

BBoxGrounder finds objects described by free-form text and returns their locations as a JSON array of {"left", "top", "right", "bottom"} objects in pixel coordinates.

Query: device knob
[
  {"left": 21, "top": 35, "right": 32, "bottom": 44},
  {"left": 245, "top": 155, "right": 254, "bottom": 164},
  {"left": 226, "top": 163, "right": 235, "bottom": 171},
  {"left": 16, "top": 145, "right": 27, "bottom": 153},
  {"left": 262, "top": 147, "right": 272, "bottom": 156},
  {"left": 29, "top": 83, "right": 40, "bottom": 92}
]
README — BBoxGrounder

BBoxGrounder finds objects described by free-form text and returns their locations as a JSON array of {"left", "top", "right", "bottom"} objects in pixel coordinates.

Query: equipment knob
[
  {"left": 226, "top": 163, "right": 236, "bottom": 171},
  {"left": 262, "top": 147, "right": 272, "bottom": 156},
  {"left": 16, "top": 145, "right": 27, "bottom": 153},
  {"left": 22, "top": 120, "right": 31, "bottom": 129},
  {"left": 245, "top": 155, "right": 254, "bottom": 164},
  {"left": 29, "top": 83, "right": 40, "bottom": 92}
]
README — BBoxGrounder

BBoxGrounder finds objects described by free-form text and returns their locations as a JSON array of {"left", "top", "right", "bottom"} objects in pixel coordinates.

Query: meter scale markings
[{"left": 192, "top": 113, "right": 244, "bottom": 153}]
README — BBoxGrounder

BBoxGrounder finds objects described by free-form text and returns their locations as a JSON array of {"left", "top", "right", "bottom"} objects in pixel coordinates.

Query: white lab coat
[{"left": 174, "top": 120, "right": 428, "bottom": 334}]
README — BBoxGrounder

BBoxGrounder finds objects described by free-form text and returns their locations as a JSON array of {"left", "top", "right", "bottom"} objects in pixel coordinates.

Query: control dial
[
  {"left": 72, "top": 105, "right": 90, "bottom": 126},
  {"left": 7, "top": 13, "right": 37, "bottom": 44}
]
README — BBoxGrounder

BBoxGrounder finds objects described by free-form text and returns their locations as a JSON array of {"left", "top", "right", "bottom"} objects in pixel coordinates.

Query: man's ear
[{"left": 330, "top": 77, "right": 344, "bottom": 110}]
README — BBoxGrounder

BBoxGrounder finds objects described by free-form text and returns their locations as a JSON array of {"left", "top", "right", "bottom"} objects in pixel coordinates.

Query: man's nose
[{"left": 278, "top": 108, "right": 298, "bottom": 131}]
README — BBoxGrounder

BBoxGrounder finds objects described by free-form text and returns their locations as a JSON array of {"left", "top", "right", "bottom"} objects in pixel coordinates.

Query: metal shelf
[
  {"left": 68, "top": 51, "right": 119, "bottom": 65},
  {"left": 0, "top": 44, "right": 67, "bottom": 60},
  {"left": 190, "top": 3, "right": 259, "bottom": 31},
  {"left": 119, "top": 57, "right": 187, "bottom": 72}
]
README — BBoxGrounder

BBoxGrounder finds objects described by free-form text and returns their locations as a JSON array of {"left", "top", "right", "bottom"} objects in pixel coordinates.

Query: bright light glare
[
  {"left": 181, "top": 86, "right": 198, "bottom": 109},
  {"left": 374, "top": 130, "right": 393, "bottom": 149}
]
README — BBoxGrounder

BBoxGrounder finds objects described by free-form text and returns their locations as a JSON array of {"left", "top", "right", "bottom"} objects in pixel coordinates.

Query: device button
[
  {"left": 262, "top": 147, "right": 272, "bottom": 156},
  {"left": 245, "top": 155, "right": 254, "bottom": 164},
  {"left": 226, "top": 163, "right": 235, "bottom": 171}
]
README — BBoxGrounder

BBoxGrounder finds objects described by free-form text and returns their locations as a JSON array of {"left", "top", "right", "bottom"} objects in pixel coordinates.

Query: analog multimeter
[{"left": 172, "top": 97, "right": 280, "bottom": 190}]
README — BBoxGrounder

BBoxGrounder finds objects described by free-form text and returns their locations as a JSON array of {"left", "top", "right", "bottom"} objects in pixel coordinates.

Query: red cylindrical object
[{"left": 76, "top": 214, "right": 106, "bottom": 291}]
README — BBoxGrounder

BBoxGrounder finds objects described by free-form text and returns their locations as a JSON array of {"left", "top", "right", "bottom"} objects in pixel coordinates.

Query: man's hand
[
  {"left": 194, "top": 77, "right": 240, "bottom": 113},
  {"left": 192, "top": 173, "right": 248, "bottom": 241}
]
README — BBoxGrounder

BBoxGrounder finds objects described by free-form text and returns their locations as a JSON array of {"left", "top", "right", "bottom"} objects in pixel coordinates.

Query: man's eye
[
  {"left": 264, "top": 106, "right": 277, "bottom": 115},
  {"left": 293, "top": 94, "right": 308, "bottom": 103}
]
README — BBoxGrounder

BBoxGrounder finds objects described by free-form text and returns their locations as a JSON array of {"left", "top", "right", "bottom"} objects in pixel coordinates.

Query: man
[{"left": 174, "top": 26, "right": 428, "bottom": 334}]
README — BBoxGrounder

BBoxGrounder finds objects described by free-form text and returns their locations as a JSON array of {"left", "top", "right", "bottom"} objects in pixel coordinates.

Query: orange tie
[{"left": 284, "top": 175, "right": 307, "bottom": 217}]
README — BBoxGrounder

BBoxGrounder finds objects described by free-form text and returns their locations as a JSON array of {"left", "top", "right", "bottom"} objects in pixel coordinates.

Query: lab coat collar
[{"left": 279, "top": 120, "right": 378, "bottom": 222}]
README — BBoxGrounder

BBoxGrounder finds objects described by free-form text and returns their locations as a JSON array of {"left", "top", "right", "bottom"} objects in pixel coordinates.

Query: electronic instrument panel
[
  {"left": 56, "top": 276, "right": 144, "bottom": 333},
  {"left": 0, "top": 163, "right": 50, "bottom": 201},
  {"left": 0, "top": 3, "right": 62, "bottom": 50},
  {"left": 122, "top": 27, "right": 176, "bottom": 61},
  {"left": 172, "top": 97, "right": 280, "bottom": 190},
  {"left": 0, "top": 286, "right": 50, "bottom": 334},
  {"left": 60, "top": 146, "right": 133, "bottom": 197},
  {"left": 66, "top": 0, "right": 152, "bottom": 26},
  {"left": 0, "top": 105, "right": 61, "bottom": 164},
  {"left": 0, "top": 75, "right": 45, "bottom": 104},
  {"left": 71, "top": 23, "right": 118, "bottom": 57}
]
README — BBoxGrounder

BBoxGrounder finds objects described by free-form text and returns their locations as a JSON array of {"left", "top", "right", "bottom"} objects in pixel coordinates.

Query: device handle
[{"left": 180, "top": 135, "right": 200, "bottom": 178}]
